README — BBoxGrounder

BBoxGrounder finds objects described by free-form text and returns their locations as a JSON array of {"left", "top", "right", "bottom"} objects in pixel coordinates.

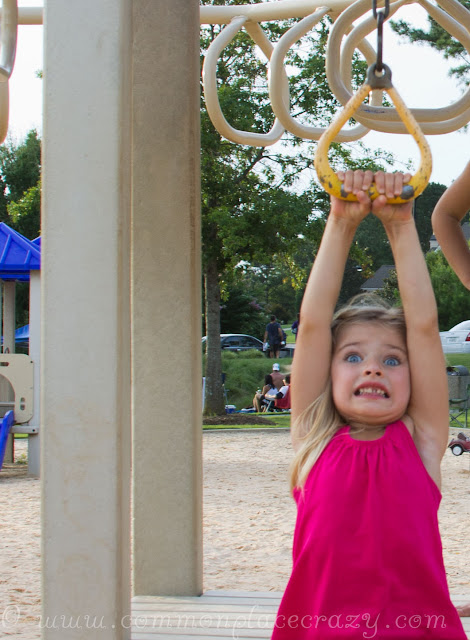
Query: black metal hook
[
  {"left": 372, "top": 0, "right": 390, "bottom": 73},
  {"left": 372, "top": 0, "right": 390, "bottom": 20}
]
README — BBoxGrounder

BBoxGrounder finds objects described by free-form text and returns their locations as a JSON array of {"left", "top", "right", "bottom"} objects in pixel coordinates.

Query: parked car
[
  {"left": 202, "top": 333, "right": 264, "bottom": 353},
  {"left": 439, "top": 320, "right": 470, "bottom": 353},
  {"left": 448, "top": 432, "right": 470, "bottom": 456}
]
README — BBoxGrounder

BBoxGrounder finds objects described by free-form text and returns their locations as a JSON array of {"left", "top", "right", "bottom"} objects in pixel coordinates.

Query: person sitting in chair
[
  {"left": 253, "top": 374, "right": 278, "bottom": 413},
  {"left": 263, "top": 374, "right": 291, "bottom": 412}
]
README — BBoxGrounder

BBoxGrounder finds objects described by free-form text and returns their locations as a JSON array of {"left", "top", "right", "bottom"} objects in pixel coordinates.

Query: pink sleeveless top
[{"left": 272, "top": 420, "right": 466, "bottom": 639}]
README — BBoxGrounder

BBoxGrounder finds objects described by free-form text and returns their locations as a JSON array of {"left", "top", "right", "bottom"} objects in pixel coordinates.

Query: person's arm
[
  {"left": 374, "top": 173, "right": 449, "bottom": 487},
  {"left": 291, "top": 170, "right": 374, "bottom": 449},
  {"left": 432, "top": 161, "right": 470, "bottom": 289}
]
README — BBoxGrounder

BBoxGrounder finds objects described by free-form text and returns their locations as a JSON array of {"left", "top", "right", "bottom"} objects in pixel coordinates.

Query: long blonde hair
[{"left": 289, "top": 298, "right": 407, "bottom": 490}]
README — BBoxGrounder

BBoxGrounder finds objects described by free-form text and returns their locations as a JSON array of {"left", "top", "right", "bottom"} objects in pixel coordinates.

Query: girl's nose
[{"left": 365, "top": 362, "right": 382, "bottom": 376}]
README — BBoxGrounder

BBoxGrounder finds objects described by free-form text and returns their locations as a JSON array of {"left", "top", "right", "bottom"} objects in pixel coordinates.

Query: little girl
[{"left": 272, "top": 170, "right": 467, "bottom": 639}]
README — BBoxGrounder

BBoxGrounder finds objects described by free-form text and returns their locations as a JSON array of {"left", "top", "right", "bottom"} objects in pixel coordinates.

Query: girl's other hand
[
  {"left": 330, "top": 170, "right": 374, "bottom": 226},
  {"left": 371, "top": 171, "right": 414, "bottom": 225}
]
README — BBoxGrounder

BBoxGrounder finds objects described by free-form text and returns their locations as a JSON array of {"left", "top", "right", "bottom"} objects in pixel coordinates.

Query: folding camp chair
[{"left": 447, "top": 366, "right": 470, "bottom": 429}]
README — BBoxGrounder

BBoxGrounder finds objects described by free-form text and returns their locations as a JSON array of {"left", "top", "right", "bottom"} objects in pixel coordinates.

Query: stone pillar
[
  {"left": 2, "top": 280, "right": 15, "bottom": 462},
  {"left": 41, "top": 1, "right": 132, "bottom": 637},
  {"left": 132, "top": 0, "right": 202, "bottom": 595},
  {"left": 3, "top": 280, "right": 15, "bottom": 352},
  {"left": 27, "top": 270, "right": 40, "bottom": 477}
]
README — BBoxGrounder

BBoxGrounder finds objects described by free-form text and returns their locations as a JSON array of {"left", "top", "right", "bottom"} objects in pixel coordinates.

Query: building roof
[
  {"left": 361, "top": 264, "right": 395, "bottom": 291},
  {"left": 0, "top": 222, "right": 41, "bottom": 280}
]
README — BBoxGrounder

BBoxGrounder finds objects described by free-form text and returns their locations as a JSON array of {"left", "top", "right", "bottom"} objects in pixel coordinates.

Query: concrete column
[
  {"left": 27, "top": 270, "right": 40, "bottom": 477},
  {"left": 3, "top": 280, "right": 15, "bottom": 352},
  {"left": 132, "top": 0, "right": 202, "bottom": 595},
  {"left": 42, "top": 1, "right": 132, "bottom": 638},
  {"left": 2, "top": 280, "right": 15, "bottom": 462}
]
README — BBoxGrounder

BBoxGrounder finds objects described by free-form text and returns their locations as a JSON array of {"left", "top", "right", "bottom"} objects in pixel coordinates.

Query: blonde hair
[{"left": 289, "top": 297, "right": 406, "bottom": 490}]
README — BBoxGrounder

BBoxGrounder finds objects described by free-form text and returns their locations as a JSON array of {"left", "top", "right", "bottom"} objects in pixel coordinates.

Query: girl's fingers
[
  {"left": 337, "top": 170, "right": 411, "bottom": 199},
  {"left": 374, "top": 171, "right": 411, "bottom": 198},
  {"left": 340, "top": 169, "right": 374, "bottom": 194}
]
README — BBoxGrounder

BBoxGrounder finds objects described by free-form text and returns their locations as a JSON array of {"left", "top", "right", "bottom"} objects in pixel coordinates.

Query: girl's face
[{"left": 331, "top": 322, "right": 410, "bottom": 429}]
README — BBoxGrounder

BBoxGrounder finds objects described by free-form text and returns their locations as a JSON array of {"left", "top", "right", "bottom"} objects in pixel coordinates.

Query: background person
[
  {"left": 432, "top": 160, "right": 470, "bottom": 288},
  {"left": 432, "top": 162, "right": 470, "bottom": 620},
  {"left": 253, "top": 374, "right": 278, "bottom": 413},
  {"left": 264, "top": 315, "right": 283, "bottom": 358},
  {"left": 291, "top": 313, "right": 300, "bottom": 341},
  {"left": 270, "top": 362, "right": 284, "bottom": 390}
]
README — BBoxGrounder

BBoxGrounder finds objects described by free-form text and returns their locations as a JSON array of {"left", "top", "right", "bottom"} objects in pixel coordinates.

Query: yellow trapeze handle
[{"left": 314, "top": 65, "right": 433, "bottom": 204}]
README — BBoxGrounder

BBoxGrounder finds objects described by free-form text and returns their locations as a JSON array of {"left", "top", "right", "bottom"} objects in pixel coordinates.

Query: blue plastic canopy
[{"left": 0, "top": 223, "right": 40, "bottom": 281}]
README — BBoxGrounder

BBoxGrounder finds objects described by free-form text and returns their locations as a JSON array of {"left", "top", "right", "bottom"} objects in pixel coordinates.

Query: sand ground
[{"left": 1, "top": 429, "right": 469, "bottom": 638}]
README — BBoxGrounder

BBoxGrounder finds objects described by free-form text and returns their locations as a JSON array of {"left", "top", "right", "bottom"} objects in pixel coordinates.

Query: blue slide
[{"left": 0, "top": 410, "right": 15, "bottom": 471}]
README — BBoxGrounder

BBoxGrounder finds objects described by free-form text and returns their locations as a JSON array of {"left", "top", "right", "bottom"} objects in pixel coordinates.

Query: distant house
[
  {"left": 361, "top": 265, "right": 395, "bottom": 292},
  {"left": 430, "top": 222, "right": 470, "bottom": 251}
]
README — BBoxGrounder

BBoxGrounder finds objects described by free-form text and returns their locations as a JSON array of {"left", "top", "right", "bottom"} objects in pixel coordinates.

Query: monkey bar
[{"left": 200, "top": 0, "right": 470, "bottom": 145}]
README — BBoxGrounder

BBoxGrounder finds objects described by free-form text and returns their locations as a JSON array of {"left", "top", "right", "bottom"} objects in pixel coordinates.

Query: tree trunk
[{"left": 203, "top": 259, "right": 225, "bottom": 415}]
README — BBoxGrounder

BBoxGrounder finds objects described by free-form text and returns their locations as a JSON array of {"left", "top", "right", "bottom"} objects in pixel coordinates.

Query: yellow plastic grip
[{"left": 314, "top": 81, "right": 433, "bottom": 204}]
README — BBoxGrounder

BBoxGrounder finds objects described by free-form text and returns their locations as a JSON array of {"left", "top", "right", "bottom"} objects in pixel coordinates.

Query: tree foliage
[
  {"left": 0, "top": 131, "right": 42, "bottom": 326},
  {"left": 0, "top": 130, "right": 41, "bottom": 239},
  {"left": 391, "top": 2, "right": 470, "bottom": 84},
  {"left": 426, "top": 249, "right": 470, "bottom": 330},
  {"left": 353, "top": 182, "right": 447, "bottom": 270}
]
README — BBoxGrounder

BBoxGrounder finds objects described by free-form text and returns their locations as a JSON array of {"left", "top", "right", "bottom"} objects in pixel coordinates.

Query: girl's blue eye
[
  {"left": 346, "top": 354, "right": 361, "bottom": 363},
  {"left": 384, "top": 356, "right": 400, "bottom": 366}
]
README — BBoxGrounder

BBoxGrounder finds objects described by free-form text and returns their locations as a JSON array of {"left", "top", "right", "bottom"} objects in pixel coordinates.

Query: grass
[
  {"left": 282, "top": 324, "right": 296, "bottom": 344},
  {"left": 445, "top": 353, "right": 470, "bottom": 369},
  {"left": 203, "top": 413, "right": 291, "bottom": 430}
]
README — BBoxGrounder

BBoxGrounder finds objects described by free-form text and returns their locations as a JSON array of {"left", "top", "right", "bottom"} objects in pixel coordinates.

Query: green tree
[
  {"left": 426, "top": 249, "right": 470, "bottom": 330},
  {"left": 391, "top": 3, "right": 470, "bottom": 84},
  {"left": 354, "top": 214, "right": 393, "bottom": 269},
  {"left": 0, "top": 131, "right": 42, "bottom": 326},
  {"left": 379, "top": 268, "right": 399, "bottom": 306},
  {"left": 8, "top": 181, "right": 41, "bottom": 239},
  {"left": 353, "top": 182, "right": 446, "bottom": 270},
  {"left": 0, "top": 130, "right": 41, "bottom": 207},
  {"left": 414, "top": 182, "right": 447, "bottom": 254},
  {"left": 218, "top": 282, "right": 267, "bottom": 338}
]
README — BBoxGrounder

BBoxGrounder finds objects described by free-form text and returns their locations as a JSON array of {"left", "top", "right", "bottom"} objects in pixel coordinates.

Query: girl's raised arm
[
  {"left": 432, "top": 161, "right": 470, "bottom": 290},
  {"left": 291, "top": 171, "right": 373, "bottom": 447},
  {"left": 373, "top": 173, "right": 449, "bottom": 485}
]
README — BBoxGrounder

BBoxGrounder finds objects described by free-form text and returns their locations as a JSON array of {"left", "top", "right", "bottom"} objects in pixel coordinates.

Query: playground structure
[
  {"left": 1, "top": 1, "right": 470, "bottom": 639},
  {"left": 0, "top": 223, "right": 40, "bottom": 475}
]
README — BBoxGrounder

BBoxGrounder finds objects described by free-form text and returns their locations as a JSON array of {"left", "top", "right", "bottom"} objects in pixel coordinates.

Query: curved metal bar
[
  {"left": 0, "top": 0, "right": 18, "bottom": 82},
  {"left": 200, "top": 0, "right": 352, "bottom": 24},
  {"left": 0, "top": 81, "right": 9, "bottom": 144},
  {"left": 315, "top": 65, "right": 432, "bottom": 203},
  {"left": 202, "top": 16, "right": 285, "bottom": 146},
  {"left": 339, "top": 0, "right": 470, "bottom": 132},
  {"left": 17, "top": 7, "right": 43, "bottom": 25},
  {"left": 269, "top": 7, "right": 374, "bottom": 142},
  {"left": 341, "top": 12, "right": 470, "bottom": 133},
  {"left": 327, "top": 0, "right": 470, "bottom": 132}
]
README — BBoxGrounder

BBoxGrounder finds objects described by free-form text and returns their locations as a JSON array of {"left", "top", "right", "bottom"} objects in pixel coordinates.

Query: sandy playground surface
[{"left": 1, "top": 428, "right": 469, "bottom": 638}]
